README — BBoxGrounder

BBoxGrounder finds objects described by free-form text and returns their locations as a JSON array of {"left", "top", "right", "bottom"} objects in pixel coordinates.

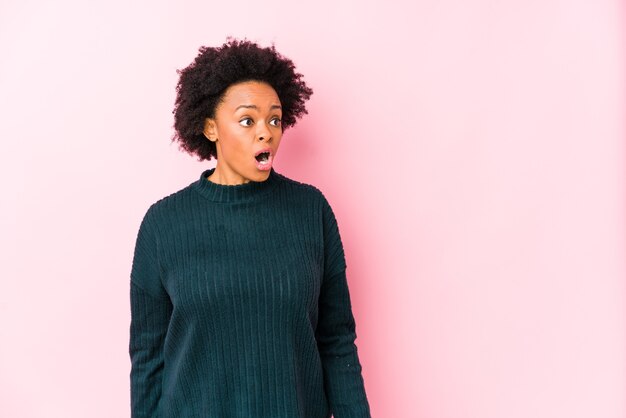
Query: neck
[{"left": 193, "top": 166, "right": 281, "bottom": 203}]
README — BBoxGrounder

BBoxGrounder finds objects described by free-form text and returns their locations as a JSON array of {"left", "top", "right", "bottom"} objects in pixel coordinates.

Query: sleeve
[
  {"left": 128, "top": 205, "right": 173, "bottom": 418},
  {"left": 316, "top": 195, "right": 372, "bottom": 417}
]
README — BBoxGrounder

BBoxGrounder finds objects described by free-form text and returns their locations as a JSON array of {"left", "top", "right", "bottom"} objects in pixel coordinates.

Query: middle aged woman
[{"left": 129, "top": 37, "right": 372, "bottom": 418}]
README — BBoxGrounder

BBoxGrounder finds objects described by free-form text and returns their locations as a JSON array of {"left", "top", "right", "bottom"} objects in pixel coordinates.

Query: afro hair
[{"left": 171, "top": 37, "right": 313, "bottom": 162}]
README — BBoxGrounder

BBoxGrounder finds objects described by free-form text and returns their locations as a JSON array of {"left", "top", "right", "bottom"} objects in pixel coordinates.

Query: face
[{"left": 203, "top": 80, "right": 283, "bottom": 185}]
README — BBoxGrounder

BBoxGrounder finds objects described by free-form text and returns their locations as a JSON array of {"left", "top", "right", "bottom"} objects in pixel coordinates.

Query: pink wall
[{"left": 1, "top": 0, "right": 624, "bottom": 417}]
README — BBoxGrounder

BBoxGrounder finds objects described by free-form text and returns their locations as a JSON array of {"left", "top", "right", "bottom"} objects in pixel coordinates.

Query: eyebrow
[{"left": 235, "top": 104, "right": 282, "bottom": 111}]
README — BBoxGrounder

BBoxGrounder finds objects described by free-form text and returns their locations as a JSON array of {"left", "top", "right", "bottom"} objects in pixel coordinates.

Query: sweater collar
[{"left": 193, "top": 167, "right": 280, "bottom": 203}]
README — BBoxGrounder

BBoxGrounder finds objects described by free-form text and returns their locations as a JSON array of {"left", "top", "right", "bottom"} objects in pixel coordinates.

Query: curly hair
[{"left": 171, "top": 37, "right": 313, "bottom": 162}]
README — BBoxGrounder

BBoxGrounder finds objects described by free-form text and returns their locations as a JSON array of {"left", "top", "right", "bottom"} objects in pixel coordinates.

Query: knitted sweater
[{"left": 129, "top": 166, "right": 371, "bottom": 418}]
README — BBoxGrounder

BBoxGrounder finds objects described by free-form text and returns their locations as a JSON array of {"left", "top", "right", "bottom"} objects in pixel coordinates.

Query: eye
[
  {"left": 239, "top": 117, "right": 253, "bottom": 127},
  {"left": 270, "top": 117, "right": 282, "bottom": 127}
]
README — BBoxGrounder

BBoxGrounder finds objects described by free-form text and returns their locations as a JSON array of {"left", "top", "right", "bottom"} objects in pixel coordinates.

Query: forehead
[{"left": 220, "top": 81, "right": 280, "bottom": 108}]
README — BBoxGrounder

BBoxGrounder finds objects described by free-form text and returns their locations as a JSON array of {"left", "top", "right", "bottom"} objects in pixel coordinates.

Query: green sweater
[{"left": 129, "top": 166, "right": 371, "bottom": 417}]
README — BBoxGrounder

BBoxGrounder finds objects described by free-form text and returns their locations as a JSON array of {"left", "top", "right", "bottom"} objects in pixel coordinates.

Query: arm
[
  {"left": 129, "top": 206, "right": 172, "bottom": 417},
  {"left": 316, "top": 196, "right": 372, "bottom": 418}
]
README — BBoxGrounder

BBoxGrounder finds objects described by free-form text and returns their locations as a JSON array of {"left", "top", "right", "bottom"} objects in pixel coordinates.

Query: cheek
[
  {"left": 224, "top": 139, "right": 248, "bottom": 159},
  {"left": 228, "top": 129, "right": 254, "bottom": 160},
  {"left": 219, "top": 125, "right": 246, "bottom": 147}
]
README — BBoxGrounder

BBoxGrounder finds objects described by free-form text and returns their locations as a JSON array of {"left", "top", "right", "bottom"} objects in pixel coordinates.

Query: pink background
[{"left": 1, "top": 1, "right": 624, "bottom": 417}]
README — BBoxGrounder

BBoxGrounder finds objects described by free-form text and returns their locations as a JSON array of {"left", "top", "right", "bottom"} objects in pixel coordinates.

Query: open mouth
[
  {"left": 255, "top": 151, "right": 270, "bottom": 163},
  {"left": 254, "top": 149, "right": 273, "bottom": 170}
]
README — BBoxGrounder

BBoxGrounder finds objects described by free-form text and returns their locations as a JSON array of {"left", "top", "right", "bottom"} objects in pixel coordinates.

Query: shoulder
[
  {"left": 274, "top": 172, "right": 342, "bottom": 235},
  {"left": 273, "top": 171, "right": 332, "bottom": 207},
  {"left": 139, "top": 181, "right": 198, "bottom": 227}
]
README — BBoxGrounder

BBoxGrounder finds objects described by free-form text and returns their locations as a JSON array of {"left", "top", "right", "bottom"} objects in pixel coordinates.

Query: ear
[{"left": 203, "top": 118, "right": 217, "bottom": 141}]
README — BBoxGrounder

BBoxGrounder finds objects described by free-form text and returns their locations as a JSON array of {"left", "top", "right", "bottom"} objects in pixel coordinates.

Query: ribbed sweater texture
[{"left": 129, "top": 166, "right": 371, "bottom": 417}]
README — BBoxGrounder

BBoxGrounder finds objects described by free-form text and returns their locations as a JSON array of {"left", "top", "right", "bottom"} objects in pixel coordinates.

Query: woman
[{"left": 129, "top": 37, "right": 371, "bottom": 418}]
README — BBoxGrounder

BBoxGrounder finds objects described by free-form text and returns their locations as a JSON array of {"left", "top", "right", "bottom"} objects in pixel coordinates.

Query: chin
[{"left": 247, "top": 170, "right": 267, "bottom": 181}]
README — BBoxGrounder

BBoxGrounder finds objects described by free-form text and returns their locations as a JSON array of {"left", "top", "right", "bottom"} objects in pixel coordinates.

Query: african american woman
[{"left": 129, "top": 37, "right": 372, "bottom": 418}]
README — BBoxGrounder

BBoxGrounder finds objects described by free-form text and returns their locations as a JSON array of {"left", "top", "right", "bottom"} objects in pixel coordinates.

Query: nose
[{"left": 256, "top": 121, "right": 272, "bottom": 142}]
